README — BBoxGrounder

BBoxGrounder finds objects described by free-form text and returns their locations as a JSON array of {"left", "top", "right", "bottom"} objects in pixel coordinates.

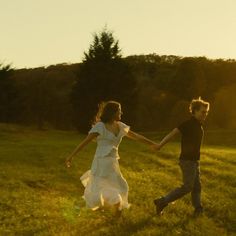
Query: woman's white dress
[{"left": 80, "top": 121, "right": 131, "bottom": 211}]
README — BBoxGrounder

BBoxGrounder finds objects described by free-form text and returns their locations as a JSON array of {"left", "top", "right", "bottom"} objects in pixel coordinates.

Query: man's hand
[{"left": 151, "top": 128, "right": 180, "bottom": 152}]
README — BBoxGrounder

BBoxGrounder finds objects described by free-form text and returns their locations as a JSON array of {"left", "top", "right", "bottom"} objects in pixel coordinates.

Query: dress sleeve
[
  {"left": 119, "top": 121, "right": 130, "bottom": 136},
  {"left": 88, "top": 122, "right": 104, "bottom": 136}
]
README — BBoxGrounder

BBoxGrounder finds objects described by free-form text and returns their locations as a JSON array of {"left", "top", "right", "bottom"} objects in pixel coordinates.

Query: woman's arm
[
  {"left": 65, "top": 132, "right": 98, "bottom": 167},
  {"left": 154, "top": 128, "right": 180, "bottom": 150},
  {"left": 126, "top": 130, "right": 157, "bottom": 146}
]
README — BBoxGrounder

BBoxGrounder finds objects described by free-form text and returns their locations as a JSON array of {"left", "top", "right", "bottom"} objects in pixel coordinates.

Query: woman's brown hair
[{"left": 94, "top": 101, "right": 121, "bottom": 123}]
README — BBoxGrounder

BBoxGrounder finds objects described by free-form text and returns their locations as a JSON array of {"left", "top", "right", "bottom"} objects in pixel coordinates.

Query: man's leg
[
  {"left": 164, "top": 160, "right": 197, "bottom": 203},
  {"left": 191, "top": 162, "right": 203, "bottom": 214},
  {"left": 154, "top": 160, "right": 197, "bottom": 214}
]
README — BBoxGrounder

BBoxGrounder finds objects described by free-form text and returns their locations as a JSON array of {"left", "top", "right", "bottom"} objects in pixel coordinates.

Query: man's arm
[{"left": 154, "top": 128, "right": 180, "bottom": 150}]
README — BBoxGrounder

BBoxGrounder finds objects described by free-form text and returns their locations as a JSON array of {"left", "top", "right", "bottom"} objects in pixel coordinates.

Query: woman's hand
[
  {"left": 65, "top": 156, "right": 73, "bottom": 168},
  {"left": 64, "top": 133, "right": 98, "bottom": 169}
]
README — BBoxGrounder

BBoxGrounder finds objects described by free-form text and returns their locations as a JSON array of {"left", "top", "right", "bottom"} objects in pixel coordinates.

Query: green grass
[{"left": 0, "top": 123, "right": 235, "bottom": 236}]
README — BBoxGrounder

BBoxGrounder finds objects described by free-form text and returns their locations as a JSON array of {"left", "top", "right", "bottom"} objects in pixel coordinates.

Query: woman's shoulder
[
  {"left": 95, "top": 121, "right": 104, "bottom": 126},
  {"left": 88, "top": 121, "right": 104, "bottom": 135},
  {"left": 118, "top": 121, "right": 129, "bottom": 127},
  {"left": 118, "top": 121, "right": 130, "bottom": 134}
]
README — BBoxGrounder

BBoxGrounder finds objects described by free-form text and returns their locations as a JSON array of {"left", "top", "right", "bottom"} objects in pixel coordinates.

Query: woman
[{"left": 65, "top": 101, "right": 157, "bottom": 216}]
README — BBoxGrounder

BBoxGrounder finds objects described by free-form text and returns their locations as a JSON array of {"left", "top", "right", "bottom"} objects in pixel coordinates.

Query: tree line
[{"left": 1, "top": 29, "right": 236, "bottom": 132}]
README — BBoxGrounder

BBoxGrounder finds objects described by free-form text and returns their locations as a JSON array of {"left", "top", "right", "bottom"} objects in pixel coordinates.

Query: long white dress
[{"left": 80, "top": 121, "right": 131, "bottom": 211}]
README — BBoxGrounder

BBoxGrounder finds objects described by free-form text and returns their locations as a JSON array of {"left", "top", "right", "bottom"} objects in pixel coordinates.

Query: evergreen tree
[
  {"left": 71, "top": 28, "right": 137, "bottom": 132},
  {"left": 0, "top": 63, "right": 17, "bottom": 123}
]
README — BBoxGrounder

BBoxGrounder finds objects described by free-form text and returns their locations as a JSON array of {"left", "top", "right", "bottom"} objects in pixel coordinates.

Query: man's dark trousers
[{"left": 163, "top": 160, "right": 202, "bottom": 209}]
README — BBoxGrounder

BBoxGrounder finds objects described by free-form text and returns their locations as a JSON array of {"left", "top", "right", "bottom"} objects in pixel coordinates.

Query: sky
[{"left": 1, "top": 0, "right": 236, "bottom": 69}]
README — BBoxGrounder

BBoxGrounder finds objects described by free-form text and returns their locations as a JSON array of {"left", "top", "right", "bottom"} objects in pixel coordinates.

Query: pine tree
[{"left": 71, "top": 28, "right": 137, "bottom": 132}]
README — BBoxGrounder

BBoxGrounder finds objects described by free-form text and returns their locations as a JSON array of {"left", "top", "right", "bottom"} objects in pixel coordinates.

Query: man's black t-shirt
[{"left": 177, "top": 116, "right": 204, "bottom": 161}]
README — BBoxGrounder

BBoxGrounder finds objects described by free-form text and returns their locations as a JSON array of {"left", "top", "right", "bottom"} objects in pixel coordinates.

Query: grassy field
[{"left": 0, "top": 123, "right": 235, "bottom": 236}]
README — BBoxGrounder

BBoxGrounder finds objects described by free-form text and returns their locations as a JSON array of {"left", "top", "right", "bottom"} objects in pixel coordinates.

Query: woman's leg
[{"left": 114, "top": 202, "right": 122, "bottom": 217}]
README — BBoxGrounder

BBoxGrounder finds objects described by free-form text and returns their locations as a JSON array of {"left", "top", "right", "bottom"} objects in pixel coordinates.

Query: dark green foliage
[
  {"left": 71, "top": 28, "right": 137, "bottom": 132},
  {"left": 0, "top": 63, "right": 19, "bottom": 123},
  {"left": 1, "top": 50, "right": 236, "bottom": 130}
]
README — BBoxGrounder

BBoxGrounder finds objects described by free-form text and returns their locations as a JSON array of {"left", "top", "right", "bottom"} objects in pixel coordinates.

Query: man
[{"left": 153, "top": 97, "right": 210, "bottom": 216}]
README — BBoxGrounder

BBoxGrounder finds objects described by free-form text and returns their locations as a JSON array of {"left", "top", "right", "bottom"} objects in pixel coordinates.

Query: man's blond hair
[{"left": 189, "top": 97, "right": 210, "bottom": 114}]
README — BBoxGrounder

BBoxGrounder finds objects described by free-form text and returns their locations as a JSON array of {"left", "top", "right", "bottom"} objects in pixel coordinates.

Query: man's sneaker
[
  {"left": 153, "top": 197, "right": 168, "bottom": 215},
  {"left": 193, "top": 207, "right": 204, "bottom": 216}
]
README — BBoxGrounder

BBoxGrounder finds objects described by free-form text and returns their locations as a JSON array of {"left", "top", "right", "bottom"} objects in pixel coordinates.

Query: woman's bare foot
[
  {"left": 114, "top": 202, "right": 122, "bottom": 218},
  {"left": 98, "top": 206, "right": 105, "bottom": 212}
]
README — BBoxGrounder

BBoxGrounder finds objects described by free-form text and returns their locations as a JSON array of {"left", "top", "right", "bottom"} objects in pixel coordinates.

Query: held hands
[{"left": 150, "top": 143, "right": 162, "bottom": 152}]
